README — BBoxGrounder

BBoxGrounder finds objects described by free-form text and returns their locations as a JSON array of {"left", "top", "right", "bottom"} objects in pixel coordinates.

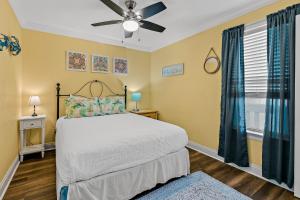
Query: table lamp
[
  {"left": 131, "top": 92, "right": 141, "bottom": 112},
  {"left": 29, "top": 96, "right": 40, "bottom": 117}
]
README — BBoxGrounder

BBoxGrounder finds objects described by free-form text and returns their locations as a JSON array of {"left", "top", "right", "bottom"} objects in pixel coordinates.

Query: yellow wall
[
  {"left": 1, "top": 0, "right": 299, "bottom": 184},
  {"left": 150, "top": 0, "right": 300, "bottom": 166},
  {"left": 0, "top": 0, "right": 22, "bottom": 181},
  {"left": 21, "top": 30, "right": 151, "bottom": 143}
]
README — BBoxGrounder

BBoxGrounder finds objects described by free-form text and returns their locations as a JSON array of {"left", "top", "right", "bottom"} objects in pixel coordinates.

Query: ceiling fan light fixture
[{"left": 123, "top": 20, "right": 139, "bottom": 32}]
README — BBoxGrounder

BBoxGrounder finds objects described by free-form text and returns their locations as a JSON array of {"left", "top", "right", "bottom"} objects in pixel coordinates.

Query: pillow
[
  {"left": 99, "top": 96, "right": 126, "bottom": 115},
  {"left": 65, "top": 95, "right": 101, "bottom": 118}
]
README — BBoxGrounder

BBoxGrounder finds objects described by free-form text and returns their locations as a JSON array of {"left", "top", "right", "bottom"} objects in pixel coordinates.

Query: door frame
[{"left": 294, "top": 14, "right": 300, "bottom": 198}]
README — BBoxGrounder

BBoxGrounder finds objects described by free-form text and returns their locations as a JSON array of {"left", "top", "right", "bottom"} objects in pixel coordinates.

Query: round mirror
[{"left": 204, "top": 56, "right": 220, "bottom": 74}]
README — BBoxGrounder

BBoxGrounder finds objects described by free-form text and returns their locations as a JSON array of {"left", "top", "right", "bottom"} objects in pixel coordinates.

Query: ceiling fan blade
[
  {"left": 137, "top": 2, "right": 166, "bottom": 19},
  {"left": 140, "top": 20, "right": 166, "bottom": 32},
  {"left": 124, "top": 31, "right": 133, "bottom": 38},
  {"left": 91, "top": 20, "right": 123, "bottom": 27},
  {"left": 100, "top": 0, "right": 126, "bottom": 17}
]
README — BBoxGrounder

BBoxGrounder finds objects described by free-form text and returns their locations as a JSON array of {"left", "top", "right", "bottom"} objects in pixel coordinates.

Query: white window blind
[
  {"left": 244, "top": 21, "right": 268, "bottom": 97},
  {"left": 244, "top": 20, "right": 268, "bottom": 135}
]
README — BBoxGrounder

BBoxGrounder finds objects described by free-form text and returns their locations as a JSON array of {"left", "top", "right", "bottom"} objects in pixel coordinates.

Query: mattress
[{"left": 56, "top": 113, "right": 188, "bottom": 186}]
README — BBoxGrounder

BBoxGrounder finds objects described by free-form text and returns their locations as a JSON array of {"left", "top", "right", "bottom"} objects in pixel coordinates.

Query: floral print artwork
[
  {"left": 92, "top": 55, "right": 109, "bottom": 73},
  {"left": 66, "top": 51, "right": 87, "bottom": 71},
  {"left": 113, "top": 58, "right": 128, "bottom": 75}
]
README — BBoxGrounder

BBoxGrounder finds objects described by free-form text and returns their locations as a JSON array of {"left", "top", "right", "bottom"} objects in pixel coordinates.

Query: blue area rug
[{"left": 136, "top": 171, "right": 251, "bottom": 200}]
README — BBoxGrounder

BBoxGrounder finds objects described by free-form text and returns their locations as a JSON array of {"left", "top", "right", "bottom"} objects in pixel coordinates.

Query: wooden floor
[{"left": 3, "top": 149, "right": 298, "bottom": 200}]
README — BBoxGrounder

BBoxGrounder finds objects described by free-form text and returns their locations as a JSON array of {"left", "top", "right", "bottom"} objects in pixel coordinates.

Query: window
[{"left": 244, "top": 20, "right": 268, "bottom": 136}]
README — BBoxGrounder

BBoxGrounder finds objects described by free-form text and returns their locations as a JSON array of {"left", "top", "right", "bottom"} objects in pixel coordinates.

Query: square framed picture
[
  {"left": 66, "top": 51, "right": 88, "bottom": 72},
  {"left": 113, "top": 57, "right": 128, "bottom": 75},
  {"left": 92, "top": 55, "right": 109, "bottom": 73}
]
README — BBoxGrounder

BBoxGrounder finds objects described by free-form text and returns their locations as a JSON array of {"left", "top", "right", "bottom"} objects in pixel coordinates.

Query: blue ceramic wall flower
[
  {"left": 9, "top": 35, "right": 21, "bottom": 56},
  {"left": 0, "top": 33, "right": 9, "bottom": 51}
]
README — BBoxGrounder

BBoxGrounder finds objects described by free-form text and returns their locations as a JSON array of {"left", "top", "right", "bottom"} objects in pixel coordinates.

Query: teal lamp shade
[{"left": 131, "top": 92, "right": 142, "bottom": 102}]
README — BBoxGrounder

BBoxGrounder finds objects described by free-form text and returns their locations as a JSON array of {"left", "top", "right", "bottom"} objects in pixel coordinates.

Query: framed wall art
[
  {"left": 162, "top": 63, "right": 184, "bottom": 77},
  {"left": 113, "top": 57, "right": 128, "bottom": 75},
  {"left": 92, "top": 54, "right": 109, "bottom": 73},
  {"left": 66, "top": 51, "right": 88, "bottom": 72}
]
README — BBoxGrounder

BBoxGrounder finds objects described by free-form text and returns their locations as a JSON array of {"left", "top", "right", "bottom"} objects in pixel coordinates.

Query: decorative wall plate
[
  {"left": 0, "top": 33, "right": 9, "bottom": 51},
  {"left": 9, "top": 35, "right": 21, "bottom": 56}
]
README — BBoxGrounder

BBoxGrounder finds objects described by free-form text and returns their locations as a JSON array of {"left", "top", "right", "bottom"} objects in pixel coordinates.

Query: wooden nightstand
[
  {"left": 19, "top": 115, "right": 46, "bottom": 162},
  {"left": 130, "top": 110, "right": 158, "bottom": 120}
]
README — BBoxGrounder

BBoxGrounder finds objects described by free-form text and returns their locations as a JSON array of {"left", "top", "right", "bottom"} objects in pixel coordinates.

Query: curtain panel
[
  {"left": 218, "top": 25, "right": 249, "bottom": 167},
  {"left": 262, "top": 4, "right": 300, "bottom": 188}
]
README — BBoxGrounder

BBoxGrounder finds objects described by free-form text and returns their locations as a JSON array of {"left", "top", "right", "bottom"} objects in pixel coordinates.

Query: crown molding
[
  {"left": 9, "top": 0, "right": 277, "bottom": 52},
  {"left": 9, "top": 0, "right": 26, "bottom": 28},
  {"left": 8, "top": 0, "right": 152, "bottom": 52},
  {"left": 22, "top": 21, "right": 153, "bottom": 52},
  {"left": 151, "top": 0, "right": 277, "bottom": 52}
]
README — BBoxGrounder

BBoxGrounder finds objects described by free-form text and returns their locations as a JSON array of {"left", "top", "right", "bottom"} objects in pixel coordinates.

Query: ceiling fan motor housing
[
  {"left": 126, "top": 11, "right": 136, "bottom": 19},
  {"left": 125, "top": 0, "right": 137, "bottom": 10}
]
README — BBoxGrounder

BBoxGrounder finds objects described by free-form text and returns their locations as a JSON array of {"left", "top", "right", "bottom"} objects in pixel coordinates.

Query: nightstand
[
  {"left": 19, "top": 115, "right": 46, "bottom": 162},
  {"left": 130, "top": 110, "right": 158, "bottom": 120}
]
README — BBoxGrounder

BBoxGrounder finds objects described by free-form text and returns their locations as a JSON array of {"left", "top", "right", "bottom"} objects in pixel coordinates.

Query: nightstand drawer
[
  {"left": 143, "top": 113, "right": 157, "bottom": 119},
  {"left": 130, "top": 110, "right": 158, "bottom": 120},
  {"left": 23, "top": 120, "right": 42, "bottom": 129}
]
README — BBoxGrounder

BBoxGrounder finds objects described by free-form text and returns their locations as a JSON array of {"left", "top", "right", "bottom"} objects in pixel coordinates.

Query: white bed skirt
[{"left": 57, "top": 148, "right": 190, "bottom": 200}]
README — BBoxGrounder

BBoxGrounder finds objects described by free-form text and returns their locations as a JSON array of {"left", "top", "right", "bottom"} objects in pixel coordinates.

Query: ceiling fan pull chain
[{"left": 138, "top": 28, "right": 141, "bottom": 42}]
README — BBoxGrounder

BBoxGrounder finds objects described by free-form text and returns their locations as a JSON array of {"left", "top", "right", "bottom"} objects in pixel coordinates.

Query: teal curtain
[
  {"left": 218, "top": 25, "right": 249, "bottom": 167},
  {"left": 263, "top": 4, "right": 300, "bottom": 188}
]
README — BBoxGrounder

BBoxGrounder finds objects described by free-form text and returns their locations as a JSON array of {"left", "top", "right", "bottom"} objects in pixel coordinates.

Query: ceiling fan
[{"left": 91, "top": 0, "right": 167, "bottom": 38}]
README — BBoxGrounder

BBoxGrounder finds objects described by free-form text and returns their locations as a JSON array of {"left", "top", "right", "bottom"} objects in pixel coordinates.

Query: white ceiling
[{"left": 9, "top": 0, "right": 277, "bottom": 52}]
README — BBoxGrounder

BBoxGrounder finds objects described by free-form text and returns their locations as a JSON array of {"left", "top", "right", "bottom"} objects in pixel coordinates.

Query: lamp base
[
  {"left": 32, "top": 105, "right": 38, "bottom": 117},
  {"left": 132, "top": 102, "right": 140, "bottom": 112}
]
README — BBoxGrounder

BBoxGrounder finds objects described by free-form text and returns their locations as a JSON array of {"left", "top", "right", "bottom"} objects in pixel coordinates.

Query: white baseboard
[
  {"left": 187, "top": 140, "right": 293, "bottom": 192},
  {"left": 0, "top": 156, "right": 19, "bottom": 200},
  {"left": 0, "top": 143, "right": 55, "bottom": 200},
  {"left": 45, "top": 142, "right": 56, "bottom": 151}
]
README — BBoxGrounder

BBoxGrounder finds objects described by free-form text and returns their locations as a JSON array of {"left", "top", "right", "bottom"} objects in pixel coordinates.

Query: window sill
[{"left": 247, "top": 130, "right": 263, "bottom": 141}]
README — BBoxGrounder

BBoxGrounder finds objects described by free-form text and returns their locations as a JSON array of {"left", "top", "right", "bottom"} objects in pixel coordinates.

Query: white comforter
[{"left": 56, "top": 113, "right": 188, "bottom": 186}]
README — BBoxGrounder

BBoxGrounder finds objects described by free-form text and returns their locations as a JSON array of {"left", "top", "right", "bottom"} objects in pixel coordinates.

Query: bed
[{"left": 55, "top": 80, "right": 190, "bottom": 200}]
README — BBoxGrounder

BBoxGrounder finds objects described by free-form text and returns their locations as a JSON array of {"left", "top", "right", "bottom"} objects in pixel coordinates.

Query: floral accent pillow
[
  {"left": 65, "top": 95, "right": 101, "bottom": 118},
  {"left": 99, "top": 96, "right": 126, "bottom": 115}
]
